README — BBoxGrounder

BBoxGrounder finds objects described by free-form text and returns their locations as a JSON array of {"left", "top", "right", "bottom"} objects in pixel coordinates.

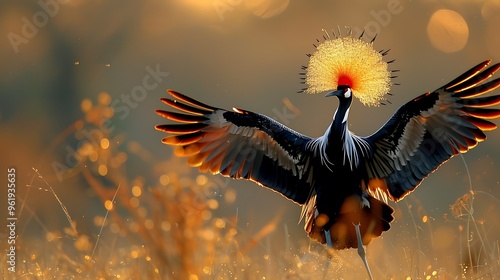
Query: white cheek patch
[{"left": 344, "top": 88, "right": 352, "bottom": 98}]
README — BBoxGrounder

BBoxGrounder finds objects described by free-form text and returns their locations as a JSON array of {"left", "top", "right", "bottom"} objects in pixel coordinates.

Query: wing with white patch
[
  {"left": 363, "top": 60, "right": 500, "bottom": 201},
  {"left": 156, "top": 90, "right": 314, "bottom": 204}
]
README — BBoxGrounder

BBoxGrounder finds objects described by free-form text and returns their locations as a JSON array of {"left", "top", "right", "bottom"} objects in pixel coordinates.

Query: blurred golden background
[{"left": 1, "top": 0, "right": 500, "bottom": 279}]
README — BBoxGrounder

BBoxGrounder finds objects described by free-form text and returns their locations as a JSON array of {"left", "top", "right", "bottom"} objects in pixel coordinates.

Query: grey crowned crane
[{"left": 155, "top": 33, "right": 500, "bottom": 278}]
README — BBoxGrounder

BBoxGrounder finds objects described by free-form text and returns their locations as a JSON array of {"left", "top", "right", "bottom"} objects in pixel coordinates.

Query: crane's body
[{"left": 155, "top": 33, "right": 500, "bottom": 279}]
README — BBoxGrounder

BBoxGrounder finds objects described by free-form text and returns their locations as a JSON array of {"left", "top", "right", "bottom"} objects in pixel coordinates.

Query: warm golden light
[{"left": 305, "top": 36, "right": 391, "bottom": 106}]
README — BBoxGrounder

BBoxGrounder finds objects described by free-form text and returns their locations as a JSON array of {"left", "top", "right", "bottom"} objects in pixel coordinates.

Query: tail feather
[{"left": 306, "top": 195, "right": 394, "bottom": 249}]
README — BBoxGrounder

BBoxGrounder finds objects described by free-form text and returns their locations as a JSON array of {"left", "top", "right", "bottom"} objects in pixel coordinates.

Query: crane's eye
[{"left": 344, "top": 88, "right": 352, "bottom": 98}]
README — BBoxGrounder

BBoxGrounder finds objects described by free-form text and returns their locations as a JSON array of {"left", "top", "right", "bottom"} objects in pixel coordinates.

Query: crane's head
[
  {"left": 301, "top": 30, "right": 393, "bottom": 106},
  {"left": 325, "top": 85, "right": 352, "bottom": 100}
]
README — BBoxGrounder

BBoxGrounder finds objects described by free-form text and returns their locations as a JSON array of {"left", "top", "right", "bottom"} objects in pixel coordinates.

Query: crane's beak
[{"left": 325, "top": 89, "right": 343, "bottom": 97}]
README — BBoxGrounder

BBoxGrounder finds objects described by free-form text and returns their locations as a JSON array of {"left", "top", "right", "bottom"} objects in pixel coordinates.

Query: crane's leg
[
  {"left": 322, "top": 229, "right": 333, "bottom": 279},
  {"left": 354, "top": 223, "right": 373, "bottom": 280},
  {"left": 322, "top": 249, "right": 332, "bottom": 280}
]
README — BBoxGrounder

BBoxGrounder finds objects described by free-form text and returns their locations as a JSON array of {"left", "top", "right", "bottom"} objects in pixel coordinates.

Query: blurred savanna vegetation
[{"left": 1, "top": 0, "right": 500, "bottom": 279}]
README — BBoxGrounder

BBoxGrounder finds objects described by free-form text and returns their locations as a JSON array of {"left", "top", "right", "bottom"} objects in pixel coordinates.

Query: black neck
[
  {"left": 323, "top": 96, "right": 352, "bottom": 157},
  {"left": 332, "top": 96, "right": 352, "bottom": 132}
]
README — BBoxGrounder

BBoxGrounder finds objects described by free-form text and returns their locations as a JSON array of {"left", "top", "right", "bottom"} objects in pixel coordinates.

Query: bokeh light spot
[
  {"left": 130, "top": 250, "right": 139, "bottom": 259},
  {"left": 196, "top": 174, "right": 207, "bottom": 186},
  {"left": 427, "top": 9, "right": 469, "bottom": 53},
  {"left": 215, "top": 218, "right": 226, "bottom": 229},
  {"left": 100, "top": 138, "right": 110, "bottom": 149},
  {"left": 485, "top": 14, "right": 500, "bottom": 57},
  {"left": 161, "top": 221, "right": 171, "bottom": 232},
  {"left": 202, "top": 210, "right": 212, "bottom": 220},
  {"left": 144, "top": 219, "right": 154, "bottom": 229},
  {"left": 75, "top": 120, "right": 84, "bottom": 130},
  {"left": 104, "top": 199, "right": 113, "bottom": 211},
  {"left": 110, "top": 223, "right": 120, "bottom": 234},
  {"left": 98, "top": 164, "right": 108, "bottom": 176},
  {"left": 159, "top": 174, "right": 170, "bottom": 186},
  {"left": 45, "top": 232, "right": 56, "bottom": 242},
  {"left": 98, "top": 92, "right": 111, "bottom": 105},
  {"left": 207, "top": 199, "right": 219, "bottom": 210},
  {"left": 482, "top": 0, "right": 500, "bottom": 20},
  {"left": 224, "top": 189, "right": 237, "bottom": 204},
  {"left": 89, "top": 151, "right": 99, "bottom": 162},
  {"left": 81, "top": 98, "right": 92, "bottom": 112},
  {"left": 93, "top": 216, "right": 105, "bottom": 227},
  {"left": 130, "top": 197, "right": 140, "bottom": 208},
  {"left": 74, "top": 235, "right": 91, "bottom": 251},
  {"left": 132, "top": 185, "right": 142, "bottom": 197}
]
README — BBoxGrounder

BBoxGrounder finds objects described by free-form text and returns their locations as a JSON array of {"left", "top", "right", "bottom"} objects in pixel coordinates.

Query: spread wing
[
  {"left": 363, "top": 60, "right": 500, "bottom": 201},
  {"left": 155, "top": 90, "right": 314, "bottom": 204}
]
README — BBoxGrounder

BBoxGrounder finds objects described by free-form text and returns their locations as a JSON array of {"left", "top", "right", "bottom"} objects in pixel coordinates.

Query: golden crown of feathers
[{"left": 300, "top": 29, "right": 394, "bottom": 106}]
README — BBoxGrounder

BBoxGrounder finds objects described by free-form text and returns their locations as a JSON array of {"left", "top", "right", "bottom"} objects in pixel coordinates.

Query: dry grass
[{"left": 1, "top": 93, "right": 499, "bottom": 279}]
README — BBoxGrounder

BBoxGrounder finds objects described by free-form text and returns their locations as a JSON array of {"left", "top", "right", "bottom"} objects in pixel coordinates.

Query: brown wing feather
[
  {"left": 364, "top": 60, "right": 500, "bottom": 201},
  {"left": 156, "top": 90, "right": 314, "bottom": 204}
]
